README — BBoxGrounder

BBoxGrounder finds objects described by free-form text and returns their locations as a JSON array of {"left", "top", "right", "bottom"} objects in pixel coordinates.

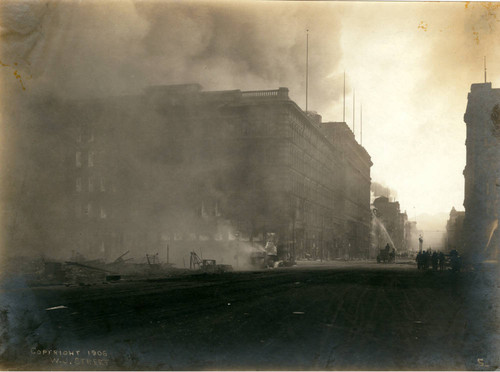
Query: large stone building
[
  {"left": 321, "top": 122, "right": 373, "bottom": 258},
  {"left": 463, "top": 82, "right": 500, "bottom": 261},
  {"left": 5, "top": 84, "right": 373, "bottom": 264}
]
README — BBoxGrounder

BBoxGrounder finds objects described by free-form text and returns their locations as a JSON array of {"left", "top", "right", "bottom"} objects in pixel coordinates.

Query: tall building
[
  {"left": 321, "top": 122, "right": 373, "bottom": 258},
  {"left": 463, "top": 82, "right": 500, "bottom": 261},
  {"left": 445, "top": 207, "right": 465, "bottom": 251},
  {"left": 7, "top": 84, "right": 373, "bottom": 264},
  {"left": 405, "top": 220, "right": 418, "bottom": 252},
  {"left": 372, "top": 196, "right": 407, "bottom": 253}
]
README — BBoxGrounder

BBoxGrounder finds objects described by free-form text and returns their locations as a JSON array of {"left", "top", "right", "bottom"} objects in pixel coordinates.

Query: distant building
[
  {"left": 372, "top": 196, "right": 407, "bottom": 253},
  {"left": 399, "top": 211, "right": 408, "bottom": 251},
  {"left": 463, "top": 82, "right": 500, "bottom": 261},
  {"left": 405, "top": 220, "right": 418, "bottom": 252},
  {"left": 321, "top": 122, "right": 373, "bottom": 258},
  {"left": 445, "top": 207, "right": 465, "bottom": 251},
  {"left": 66, "top": 84, "right": 373, "bottom": 262}
]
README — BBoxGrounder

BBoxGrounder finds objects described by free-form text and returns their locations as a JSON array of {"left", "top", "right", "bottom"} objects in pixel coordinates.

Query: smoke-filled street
[
  {"left": 1, "top": 261, "right": 498, "bottom": 370},
  {"left": 2, "top": 2, "right": 500, "bottom": 371}
]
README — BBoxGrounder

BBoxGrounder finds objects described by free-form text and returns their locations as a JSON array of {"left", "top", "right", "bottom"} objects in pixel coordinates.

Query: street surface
[{"left": 0, "top": 260, "right": 498, "bottom": 370}]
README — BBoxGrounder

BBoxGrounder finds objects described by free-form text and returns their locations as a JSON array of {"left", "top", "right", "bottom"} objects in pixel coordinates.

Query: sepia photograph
[{"left": 0, "top": 0, "right": 498, "bottom": 370}]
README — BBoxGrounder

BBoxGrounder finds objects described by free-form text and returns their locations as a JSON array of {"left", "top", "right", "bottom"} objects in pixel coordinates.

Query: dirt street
[{"left": 0, "top": 261, "right": 498, "bottom": 370}]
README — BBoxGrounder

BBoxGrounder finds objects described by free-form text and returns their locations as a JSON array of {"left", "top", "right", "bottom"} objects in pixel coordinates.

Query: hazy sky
[
  {"left": 1, "top": 1, "right": 499, "bottom": 224},
  {"left": 337, "top": 2, "right": 500, "bottom": 220}
]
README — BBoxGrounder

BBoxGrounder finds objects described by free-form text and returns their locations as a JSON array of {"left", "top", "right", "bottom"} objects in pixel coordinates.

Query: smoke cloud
[
  {"left": 0, "top": 1, "right": 345, "bottom": 262},
  {"left": 1, "top": 1, "right": 344, "bottom": 111},
  {"left": 371, "top": 182, "right": 398, "bottom": 201}
]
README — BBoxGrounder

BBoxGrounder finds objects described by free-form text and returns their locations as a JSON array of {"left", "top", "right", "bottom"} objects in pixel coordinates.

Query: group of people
[
  {"left": 416, "top": 250, "right": 446, "bottom": 271},
  {"left": 416, "top": 249, "right": 462, "bottom": 272}
]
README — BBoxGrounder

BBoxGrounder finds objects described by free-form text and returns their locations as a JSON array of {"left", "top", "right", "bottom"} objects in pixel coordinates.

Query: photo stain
[
  {"left": 481, "top": 2, "right": 500, "bottom": 16},
  {"left": 465, "top": 1, "right": 500, "bottom": 12},
  {"left": 473, "top": 30, "right": 480, "bottom": 44},
  {"left": 465, "top": 2, "right": 499, "bottom": 44},
  {"left": 13, "top": 71, "right": 26, "bottom": 91},
  {"left": 0, "top": 59, "right": 29, "bottom": 91},
  {"left": 417, "top": 21, "right": 428, "bottom": 32}
]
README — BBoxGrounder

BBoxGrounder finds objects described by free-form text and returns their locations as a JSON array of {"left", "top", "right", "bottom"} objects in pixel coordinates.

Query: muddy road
[{"left": 1, "top": 261, "right": 498, "bottom": 370}]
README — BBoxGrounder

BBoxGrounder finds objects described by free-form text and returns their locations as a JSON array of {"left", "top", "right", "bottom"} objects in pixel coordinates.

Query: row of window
[
  {"left": 289, "top": 194, "right": 333, "bottom": 228},
  {"left": 289, "top": 171, "right": 334, "bottom": 208},
  {"left": 344, "top": 199, "right": 368, "bottom": 219},
  {"left": 76, "top": 177, "right": 113, "bottom": 192},
  {"left": 284, "top": 115, "right": 339, "bottom": 183},
  {"left": 265, "top": 143, "right": 287, "bottom": 164},
  {"left": 286, "top": 112, "right": 331, "bottom": 157},
  {"left": 76, "top": 151, "right": 95, "bottom": 168},
  {"left": 346, "top": 172, "right": 365, "bottom": 201},
  {"left": 76, "top": 202, "right": 107, "bottom": 219},
  {"left": 222, "top": 112, "right": 284, "bottom": 138},
  {"left": 76, "top": 126, "right": 94, "bottom": 143},
  {"left": 200, "top": 200, "right": 222, "bottom": 217},
  {"left": 288, "top": 145, "right": 336, "bottom": 187}
]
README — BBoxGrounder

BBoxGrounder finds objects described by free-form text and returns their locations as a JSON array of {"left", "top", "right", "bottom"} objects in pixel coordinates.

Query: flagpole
[
  {"left": 343, "top": 71, "right": 345, "bottom": 122},
  {"left": 484, "top": 56, "right": 487, "bottom": 83},
  {"left": 306, "top": 29, "right": 309, "bottom": 112},
  {"left": 360, "top": 103, "right": 363, "bottom": 145},
  {"left": 353, "top": 89, "right": 355, "bottom": 137}
]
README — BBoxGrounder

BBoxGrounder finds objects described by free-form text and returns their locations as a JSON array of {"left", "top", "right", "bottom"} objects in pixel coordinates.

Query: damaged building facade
[
  {"left": 40, "top": 84, "right": 373, "bottom": 262},
  {"left": 463, "top": 82, "right": 500, "bottom": 261}
]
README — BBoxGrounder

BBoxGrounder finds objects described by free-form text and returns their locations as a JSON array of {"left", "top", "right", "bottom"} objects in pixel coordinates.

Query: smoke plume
[
  {"left": 0, "top": 1, "right": 344, "bottom": 111},
  {"left": 0, "top": 1, "right": 346, "bottom": 261},
  {"left": 371, "top": 182, "right": 398, "bottom": 201}
]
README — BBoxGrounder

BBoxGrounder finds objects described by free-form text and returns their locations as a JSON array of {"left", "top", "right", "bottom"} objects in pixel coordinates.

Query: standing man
[{"left": 438, "top": 251, "right": 445, "bottom": 271}]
